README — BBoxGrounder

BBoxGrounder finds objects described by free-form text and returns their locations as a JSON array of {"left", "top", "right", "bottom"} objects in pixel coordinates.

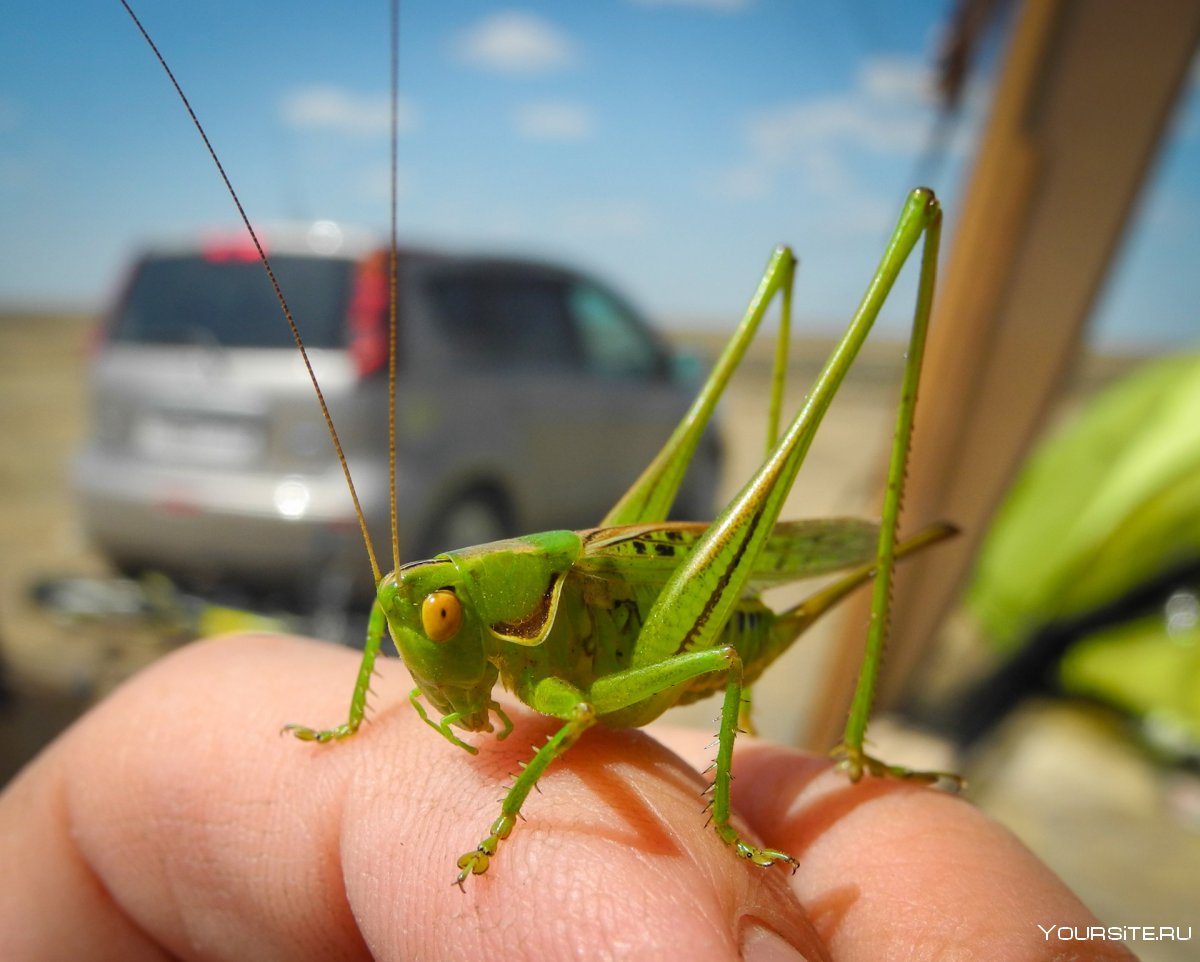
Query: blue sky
[{"left": 2, "top": 0, "right": 1197, "bottom": 345}]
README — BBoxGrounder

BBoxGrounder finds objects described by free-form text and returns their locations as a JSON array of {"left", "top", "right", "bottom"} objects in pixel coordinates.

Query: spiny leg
[
  {"left": 742, "top": 270, "right": 794, "bottom": 735},
  {"left": 828, "top": 192, "right": 959, "bottom": 786},
  {"left": 594, "top": 192, "right": 950, "bottom": 850},
  {"left": 608, "top": 248, "right": 801, "bottom": 733},
  {"left": 602, "top": 246, "right": 802, "bottom": 735},
  {"left": 591, "top": 647, "right": 794, "bottom": 867},
  {"left": 454, "top": 685, "right": 596, "bottom": 889},
  {"left": 603, "top": 246, "right": 797, "bottom": 527},
  {"left": 709, "top": 650, "right": 796, "bottom": 868},
  {"left": 630, "top": 190, "right": 946, "bottom": 681},
  {"left": 455, "top": 647, "right": 794, "bottom": 886},
  {"left": 283, "top": 600, "right": 388, "bottom": 742}
]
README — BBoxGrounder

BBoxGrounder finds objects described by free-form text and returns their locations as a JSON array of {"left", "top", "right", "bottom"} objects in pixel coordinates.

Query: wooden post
[{"left": 805, "top": 0, "right": 1200, "bottom": 749}]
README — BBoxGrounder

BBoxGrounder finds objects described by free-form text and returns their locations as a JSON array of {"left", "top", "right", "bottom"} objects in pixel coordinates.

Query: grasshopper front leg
[
  {"left": 282, "top": 601, "right": 389, "bottom": 743},
  {"left": 454, "top": 684, "right": 596, "bottom": 889}
]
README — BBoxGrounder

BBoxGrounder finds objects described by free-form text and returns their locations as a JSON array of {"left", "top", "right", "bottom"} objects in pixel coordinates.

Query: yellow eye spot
[{"left": 422, "top": 590, "right": 462, "bottom": 642}]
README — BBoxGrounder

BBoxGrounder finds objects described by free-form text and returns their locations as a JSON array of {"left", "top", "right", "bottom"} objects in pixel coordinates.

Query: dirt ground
[
  {"left": 0, "top": 314, "right": 144, "bottom": 782},
  {"left": 1, "top": 311, "right": 1196, "bottom": 957}
]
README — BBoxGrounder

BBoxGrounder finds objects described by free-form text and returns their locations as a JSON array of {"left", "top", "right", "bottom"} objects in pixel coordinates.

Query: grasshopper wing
[{"left": 577, "top": 518, "right": 881, "bottom": 593}]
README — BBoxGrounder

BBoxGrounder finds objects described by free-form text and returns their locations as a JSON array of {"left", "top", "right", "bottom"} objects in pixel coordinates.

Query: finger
[
  {"left": 1, "top": 635, "right": 373, "bottom": 961},
  {"left": 1, "top": 636, "right": 826, "bottom": 961},
  {"left": 650, "top": 728, "right": 1135, "bottom": 962}
]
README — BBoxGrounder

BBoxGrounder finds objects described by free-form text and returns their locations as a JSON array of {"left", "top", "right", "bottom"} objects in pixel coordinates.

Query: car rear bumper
[{"left": 73, "top": 447, "right": 393, "bottom": 598}]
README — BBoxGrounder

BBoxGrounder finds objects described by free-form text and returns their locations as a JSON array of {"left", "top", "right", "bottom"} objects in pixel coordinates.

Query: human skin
[{"left": 0, "top": 635, "right": 1133, "bottom": 961}]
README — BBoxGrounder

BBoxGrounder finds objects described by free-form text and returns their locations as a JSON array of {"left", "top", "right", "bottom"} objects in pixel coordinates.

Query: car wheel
[{"left": 417, "top": 493, "right": 509, "bottom": 558}]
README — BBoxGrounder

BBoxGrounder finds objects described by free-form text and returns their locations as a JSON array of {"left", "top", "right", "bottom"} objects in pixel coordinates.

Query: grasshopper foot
[
  {"left": 735, "top": 840, "right": 799, "bottom": 872},
  {"left": 831, "top": 743, "right": 963, "bottom": 790},
  {"left": 282, "top": 721, "right": 359, "bottom": 743},
  {"left": 716, "top": 824, "right": 798, "bottom": 872},
  {"left": 453, "top": 814, "right": 515, "bottom": 891}
]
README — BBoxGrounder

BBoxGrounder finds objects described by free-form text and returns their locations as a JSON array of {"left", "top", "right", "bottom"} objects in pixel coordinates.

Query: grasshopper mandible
[{"left": 122, "top": 0, "right": 957, "bottom": 890}]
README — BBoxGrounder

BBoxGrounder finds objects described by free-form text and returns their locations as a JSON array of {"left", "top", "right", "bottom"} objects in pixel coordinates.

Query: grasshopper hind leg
[{"left": 828, "top": 191, "right": 963, "bottom": 790}]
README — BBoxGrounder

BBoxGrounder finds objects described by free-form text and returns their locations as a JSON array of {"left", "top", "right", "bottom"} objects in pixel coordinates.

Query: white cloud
[
  {"left": 746, "top": 57, "right": 940, "bottom": 163},
  {"left": 281, "top": 86, "right": 414, "bottom": 138},
  {"left": 514, "top": 101, "right": 595, "bottom": 140},
  {"left": 454, "top": 11, "right": 576, "bottom": 74},
  {"left": 709, "top": 54, "right": 965, "bottom": 205},
  {"left": 629, "top": 0, "right": 751, "bottom": 11},
  {"left": 859, "top": 57, "right": 937, "bottom": 108},
  {"left": 746, "top": 97, "right": 928, "bottom": 162}
]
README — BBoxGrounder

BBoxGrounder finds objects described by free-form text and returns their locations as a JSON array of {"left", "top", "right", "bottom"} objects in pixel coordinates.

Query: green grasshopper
[{"left": 123, "top": 0, "right": 955, "bottom": 889}]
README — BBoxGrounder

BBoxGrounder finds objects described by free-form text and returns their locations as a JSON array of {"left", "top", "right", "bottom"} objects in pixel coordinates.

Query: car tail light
[
  {"left": 347, "top": 250, "right": 391, "bottom": 378},
  {"left": 201, "top": 234, "right": 266, "bottom": 263}
]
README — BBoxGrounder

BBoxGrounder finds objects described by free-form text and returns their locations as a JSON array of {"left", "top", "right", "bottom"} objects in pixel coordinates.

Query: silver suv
[{"left": 74, "top": 223, "right": 720, "bottom": 606}]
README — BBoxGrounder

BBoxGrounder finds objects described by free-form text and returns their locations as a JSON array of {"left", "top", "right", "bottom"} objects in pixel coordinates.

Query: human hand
[{"left": 0, "top": 635, "right": 1131, "bottom": 960}]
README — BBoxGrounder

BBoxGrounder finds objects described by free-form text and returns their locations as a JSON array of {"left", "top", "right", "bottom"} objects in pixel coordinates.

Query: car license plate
[{"left": 134, "top": 414, "right": 261, "bottom": 466}]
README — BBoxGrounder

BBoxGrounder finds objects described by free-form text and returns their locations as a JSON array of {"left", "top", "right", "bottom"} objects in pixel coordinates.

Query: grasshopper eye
[{"left": 422, "top": 590, "right": 463, "bottom": 642}]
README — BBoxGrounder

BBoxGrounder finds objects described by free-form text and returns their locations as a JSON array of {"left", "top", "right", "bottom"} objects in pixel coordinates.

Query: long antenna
[
  {"left": 388, "top": 0, "right": 401, "bottom": 573},
  {"left": 120, "top": 0, "right": 383, "bottom": 584}
]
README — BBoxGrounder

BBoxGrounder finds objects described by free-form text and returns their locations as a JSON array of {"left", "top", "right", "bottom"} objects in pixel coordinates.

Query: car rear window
[
  {"left": 109, "top": 253, "right": 356, "bottom": 349},
  {"left": 421, "top": 268, "right": 577, "bottom": 369}
]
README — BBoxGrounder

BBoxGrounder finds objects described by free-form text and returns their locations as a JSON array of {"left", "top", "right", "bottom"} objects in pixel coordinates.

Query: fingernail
[{"left": 740, "top": 922, "right": 811, "bottom": 962}]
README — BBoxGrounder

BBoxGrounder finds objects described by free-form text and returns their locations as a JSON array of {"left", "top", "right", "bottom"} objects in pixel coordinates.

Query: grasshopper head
[
  {"left": 378, "top": 532, "right": 581, "bottom": 737},
  {"left": 377, "top": 560, "right": 498, "bottom": 732}
]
